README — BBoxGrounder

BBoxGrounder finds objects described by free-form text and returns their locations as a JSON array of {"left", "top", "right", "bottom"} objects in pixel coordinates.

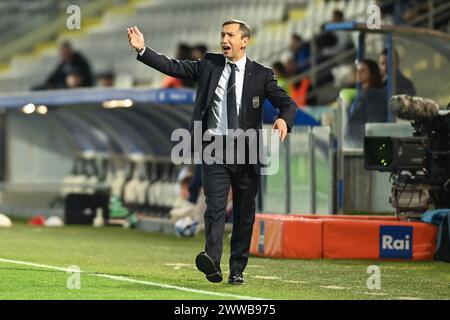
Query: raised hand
[{"left": 127, "top": 26, "right": 145, "bottom": 52}]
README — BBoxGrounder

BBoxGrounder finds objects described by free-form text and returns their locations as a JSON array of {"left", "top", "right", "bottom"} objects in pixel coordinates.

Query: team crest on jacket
[{"left": 252, "top": 96, "right": 260, "bottom": 109}]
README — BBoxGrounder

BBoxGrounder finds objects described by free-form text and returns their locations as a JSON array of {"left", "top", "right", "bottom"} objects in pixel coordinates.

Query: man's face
[
  {"left": 378, "top": 54, "right": 387, "bottom": 79},
  {"left": 221, "top": 23, "right": 248, "bottom": 61}
]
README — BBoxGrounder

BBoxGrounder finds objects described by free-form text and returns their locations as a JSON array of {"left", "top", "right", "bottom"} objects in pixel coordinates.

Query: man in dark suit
[{"left": 127, "top": 19, "right": 297, "bottom": 285}]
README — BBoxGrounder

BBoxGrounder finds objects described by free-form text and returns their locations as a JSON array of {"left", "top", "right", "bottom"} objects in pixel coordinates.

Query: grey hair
[{"left": 222, "top": 19, "right": 252, "bottom": 39}]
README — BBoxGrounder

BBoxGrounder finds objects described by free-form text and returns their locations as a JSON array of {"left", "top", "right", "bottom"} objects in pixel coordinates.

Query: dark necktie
[{"left": 227, "top": 63, "right": 238, "bottom": 130}]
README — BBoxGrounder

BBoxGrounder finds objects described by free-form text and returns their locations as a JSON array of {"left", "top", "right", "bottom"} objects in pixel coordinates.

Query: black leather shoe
[
  {"left": 228, "top": 270, "right": 244, "bottom": 285},
  {"left": 195, "top": 252, "right": 222, "bottom": 283}
]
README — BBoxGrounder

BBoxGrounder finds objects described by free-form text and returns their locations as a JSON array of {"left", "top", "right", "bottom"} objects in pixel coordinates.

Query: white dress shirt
[
  {"left": 138, "top": 47, "right": 146, "bottom": 55},
  {"left": 207, "top": 55, "right": 246, "bottom": 136}
]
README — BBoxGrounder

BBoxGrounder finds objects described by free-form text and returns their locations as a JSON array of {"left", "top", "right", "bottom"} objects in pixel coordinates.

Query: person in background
[
  {"left": 169, "top": 44, "right": 210, "bottom": 220},
  {"left": 34, "top": 41, "right": 93, "bottom": 90},
  {"left": 191, "top": 44, "right": 208, "bottom": 60},
  {"left": 274, "top": 60, "right": 310, "bottom": 108},
  {"left": 346, "top": 59, "right": 388, "bottom": 147},
  {"left": 378, "top": 48, "right": 416, "bottom": 97},
  {"left": 161, "top": 43, "right": 196, "bottom": 88},
  {"left": 289, "top": 33, "right": 310, "bottom": 72},
  {"left": 170, "top": 164, "right": 202, "bottom": 220},
  {"left": 318, "top": 10, "right": 353, "bottom": 60},
  {"left": 272, "top": 61, "right": 289, "bottom": 93},
  {"left": 97, "top": 72, "right": 115, "bottom": 87},
  {"left": 65, "top": 69, "right": 84, "bottom": 89}
]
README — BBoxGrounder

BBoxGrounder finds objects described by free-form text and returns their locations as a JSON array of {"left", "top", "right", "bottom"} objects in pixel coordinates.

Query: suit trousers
[{"left": 201, "top": 137, "right": 260, "bottom": 273}]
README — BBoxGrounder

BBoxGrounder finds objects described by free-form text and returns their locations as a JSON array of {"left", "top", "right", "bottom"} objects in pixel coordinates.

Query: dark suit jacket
[
  {"left": 137, "top": 47, "right": 297, "bottom": 172},
  {"left": 137, "top": 47, "right": 297, "bottom": 132}
]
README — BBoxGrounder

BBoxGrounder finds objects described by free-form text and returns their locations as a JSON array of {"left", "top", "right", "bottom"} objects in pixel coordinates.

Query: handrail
[{"left": 286, "top": 47, "right": 356, "bottom": 85}]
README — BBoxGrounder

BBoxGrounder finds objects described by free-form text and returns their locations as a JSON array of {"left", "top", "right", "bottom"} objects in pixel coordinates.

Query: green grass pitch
[{"left": 0, "top": 221, "right": 449, "bottom": 300}]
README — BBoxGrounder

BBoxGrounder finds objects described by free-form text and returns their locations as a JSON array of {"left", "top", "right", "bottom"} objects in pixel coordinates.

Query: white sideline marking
[
  {"left": 321, "top": 285, "right": 348, "bottom": 290},
  {"left": 393, "top": 296, "right": 422, "bottom": 300},
  {"left": 164, "top": 263, "right": 192, "bottom": 270},
  {"left": 282, "top": 280, "right": 310, "bottom": 284},
  {"left": 253, "top": 275, "right": 281, "bottom": 280},
  {"left": 0, "top": 258, "right": 266, "bottom": 300},
  {"left": 363, "top": 292, "right": 387, "bottom": 296}
]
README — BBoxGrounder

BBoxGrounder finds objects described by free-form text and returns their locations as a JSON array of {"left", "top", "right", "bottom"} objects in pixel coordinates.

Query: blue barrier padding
[{"left": 0, "top": 88, "right": 196, "bottom": 108}]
